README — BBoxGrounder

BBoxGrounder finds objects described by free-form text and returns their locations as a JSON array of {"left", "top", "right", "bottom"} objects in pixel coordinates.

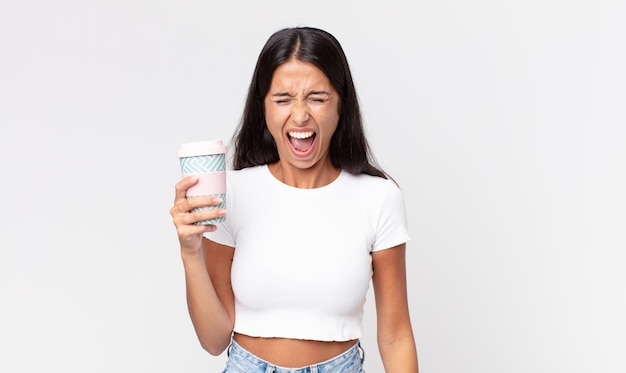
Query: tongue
[{"left": 291, "top": 136, "right": 315, "bottom": 152}]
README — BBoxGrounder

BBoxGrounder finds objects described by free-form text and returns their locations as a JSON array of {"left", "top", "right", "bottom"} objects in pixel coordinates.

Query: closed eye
[
  {"left": 307, "top": 94, "right": 331, "bottom": 104},
  {"left": 272, "top": 98, "right": 293, "bottom": 105}
]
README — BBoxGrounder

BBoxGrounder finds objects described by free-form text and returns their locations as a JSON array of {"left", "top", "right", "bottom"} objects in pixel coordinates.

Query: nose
[{"left": 290, "top": 100, "right": 310, "bottom": 125}]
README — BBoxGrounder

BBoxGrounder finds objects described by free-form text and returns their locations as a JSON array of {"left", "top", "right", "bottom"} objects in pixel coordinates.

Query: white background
[{"left": 1, "top": 0, "right": 625, "bottom": 372}]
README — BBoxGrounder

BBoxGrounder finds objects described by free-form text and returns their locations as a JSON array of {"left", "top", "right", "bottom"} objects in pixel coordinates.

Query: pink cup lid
[{"left": 177, "top": 140, "right": 228, "bottom": 158}]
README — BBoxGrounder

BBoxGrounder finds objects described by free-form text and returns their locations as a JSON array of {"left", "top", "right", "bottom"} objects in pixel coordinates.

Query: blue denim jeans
[{"left": 222, "top": 339, "right": 365, "bottom": 373}]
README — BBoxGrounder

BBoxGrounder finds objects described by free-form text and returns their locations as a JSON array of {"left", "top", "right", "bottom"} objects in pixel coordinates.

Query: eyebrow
[
  {"left": 270, "top": 90, "right": 331, "bottom": 98},
  {"left": 307, "top": 90, "right": 330, "bottom": 96}
]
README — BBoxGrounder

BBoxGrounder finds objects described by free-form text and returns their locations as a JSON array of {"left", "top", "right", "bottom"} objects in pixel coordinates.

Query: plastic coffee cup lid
[{"left": 177, "top": 140, "right": 228, "bottom": 158}]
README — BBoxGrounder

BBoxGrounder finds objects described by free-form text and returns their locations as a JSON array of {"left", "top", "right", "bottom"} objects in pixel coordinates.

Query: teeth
[{"left": 288, "top": 131, "right": 314, "bottom": 139}]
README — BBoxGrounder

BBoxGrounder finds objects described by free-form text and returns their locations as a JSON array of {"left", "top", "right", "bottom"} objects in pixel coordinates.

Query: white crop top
[{"left": 204, "top": 165, "right": 410, "bottom": 341}]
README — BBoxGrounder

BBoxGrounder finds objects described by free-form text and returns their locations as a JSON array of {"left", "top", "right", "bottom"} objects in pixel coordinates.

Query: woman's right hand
[{"left": 170, "top": 176, "right": 226, "bottom": 255}]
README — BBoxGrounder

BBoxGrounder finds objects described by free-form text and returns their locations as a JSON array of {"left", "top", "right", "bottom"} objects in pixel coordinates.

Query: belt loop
[
  {"left": 265, "top": 365, "right": 273, "bottom": 373},
  {"left": 311, "top": 365, "right": 319, "bottom": 373}
]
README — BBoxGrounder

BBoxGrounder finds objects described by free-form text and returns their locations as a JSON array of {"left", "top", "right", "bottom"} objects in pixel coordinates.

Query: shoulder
[
  {"left": 225, "top": 165, "right": 276, "bottom": 199},
  {"left": 341, "top": 173, "right": 407, "bottom": 215},
  {"left": 226, "top": 165, "right": 267, "bottom": 182},
  {"left": 341, "top": 172, "right": 402, "bottom": 195}
]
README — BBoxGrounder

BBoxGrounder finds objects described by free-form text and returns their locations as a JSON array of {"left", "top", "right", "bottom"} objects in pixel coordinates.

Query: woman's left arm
[{"left": 372, "top": 243, "right": 419, "bottom": 372}]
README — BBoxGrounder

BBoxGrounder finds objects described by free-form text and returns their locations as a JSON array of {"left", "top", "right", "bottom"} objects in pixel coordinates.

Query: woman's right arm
[{"left": 170, "top": 176, "right": 235, "bottom": 355}]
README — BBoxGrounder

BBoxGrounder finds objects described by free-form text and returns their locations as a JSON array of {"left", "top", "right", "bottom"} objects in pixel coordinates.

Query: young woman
[{"left": 171, "top": 26, "right": 418, "bottom": 372}]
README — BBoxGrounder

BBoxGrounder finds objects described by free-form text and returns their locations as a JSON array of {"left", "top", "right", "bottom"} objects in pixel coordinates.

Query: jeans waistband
[{"left": 226, "top": 338, "right": 364, "bottom": 373}]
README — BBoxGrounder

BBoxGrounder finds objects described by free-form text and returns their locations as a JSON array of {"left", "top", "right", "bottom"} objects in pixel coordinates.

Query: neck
[{"left": 269, "top": 160, "right": 340, "bottom": 189}]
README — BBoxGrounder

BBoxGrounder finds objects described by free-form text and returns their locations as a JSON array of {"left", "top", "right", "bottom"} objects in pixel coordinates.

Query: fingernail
[
  {"left": 218, "top": 209, "right": 227, "bottom": 216},
  {"left": 213, "top": 196, "right": 223, "bottom": 204}
]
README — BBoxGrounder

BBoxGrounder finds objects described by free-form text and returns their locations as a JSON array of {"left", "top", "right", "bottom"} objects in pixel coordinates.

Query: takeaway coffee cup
[{"left": 177, "top": 140, "right": 227, "bottom": 225}]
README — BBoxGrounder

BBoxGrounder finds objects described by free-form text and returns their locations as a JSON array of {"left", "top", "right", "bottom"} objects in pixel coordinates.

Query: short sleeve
[
  {"left": 371, "top": 181, "right": 411, "bottom": 252},
  {"left": 203, "top": 216, "right": 235, "bottom": 247}
]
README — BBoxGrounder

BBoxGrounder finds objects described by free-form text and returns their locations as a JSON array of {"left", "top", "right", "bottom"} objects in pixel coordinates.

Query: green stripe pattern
[
  {"left": 188, "top": 194, "right": 226, "bottom": 225},
  {"left": 180, "top": 154, "right": 225, "bottom": 174},
  {"left": 180, "top": 154, "right": 226, "bottom": 225}
]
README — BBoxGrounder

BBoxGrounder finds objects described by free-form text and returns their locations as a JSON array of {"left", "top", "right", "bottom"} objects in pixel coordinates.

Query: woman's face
[{"left": 264, "top": 59, "right": 340, "bottom": 171}]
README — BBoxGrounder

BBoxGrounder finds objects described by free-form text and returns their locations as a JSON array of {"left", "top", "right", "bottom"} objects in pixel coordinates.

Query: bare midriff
[{"left": 233, "top": 332, "right": 358, "bottom": 367}]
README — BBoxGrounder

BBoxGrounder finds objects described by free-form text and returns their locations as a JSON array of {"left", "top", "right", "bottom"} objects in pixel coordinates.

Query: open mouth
[{"left": 288, "top": 131, "right": 316, "bottom": 154}]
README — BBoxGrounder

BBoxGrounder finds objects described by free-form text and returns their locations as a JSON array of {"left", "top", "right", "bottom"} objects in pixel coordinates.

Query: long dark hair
[{"left": 232, "top": 26, "right": 387, "bottom": 179}]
